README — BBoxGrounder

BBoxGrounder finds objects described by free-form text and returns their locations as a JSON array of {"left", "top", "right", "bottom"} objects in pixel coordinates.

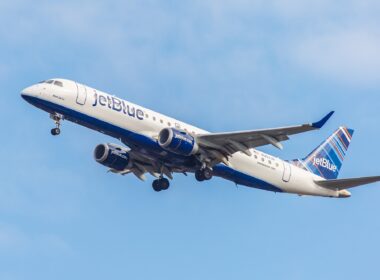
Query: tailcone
[{"left": 338, "top": 189, "right": 351, "bottom": 198}]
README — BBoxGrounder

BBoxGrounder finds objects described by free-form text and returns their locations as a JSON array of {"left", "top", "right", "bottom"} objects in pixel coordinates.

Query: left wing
[{"left": 196, "top": 111, "right": 334, "bottom": 158}]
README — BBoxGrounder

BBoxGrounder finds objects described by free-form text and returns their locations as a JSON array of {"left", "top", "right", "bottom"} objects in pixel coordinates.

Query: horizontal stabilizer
[{"left": 315, "top": 176, "right": 380, "bottom": 190}]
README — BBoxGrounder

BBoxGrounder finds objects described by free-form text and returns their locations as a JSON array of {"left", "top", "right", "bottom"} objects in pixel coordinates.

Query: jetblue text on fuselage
[{"left": 92, "top": 92, "right": 144, "bottom": 120}]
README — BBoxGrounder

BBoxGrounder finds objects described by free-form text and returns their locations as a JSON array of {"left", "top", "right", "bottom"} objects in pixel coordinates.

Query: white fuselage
[{"left": 21, "top": 78, "right": 344, "bottom": 198}]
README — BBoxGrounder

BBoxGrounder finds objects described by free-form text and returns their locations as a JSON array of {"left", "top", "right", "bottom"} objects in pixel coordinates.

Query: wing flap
[{"left": 315, "top": 176, "right": 380, "bottom": 190}]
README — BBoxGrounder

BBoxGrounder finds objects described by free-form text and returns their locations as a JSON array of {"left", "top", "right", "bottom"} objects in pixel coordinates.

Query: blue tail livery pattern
[{"left": 289, "top": 127, "right": 354, "bottom": 179}]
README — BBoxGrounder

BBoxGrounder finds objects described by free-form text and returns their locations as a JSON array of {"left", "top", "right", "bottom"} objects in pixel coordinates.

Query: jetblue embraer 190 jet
[{"left": 21, "top": 79, "right": 380, "bottom": 197}]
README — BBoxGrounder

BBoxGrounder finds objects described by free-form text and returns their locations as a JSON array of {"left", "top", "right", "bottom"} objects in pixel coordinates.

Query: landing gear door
[
  {"left": 76, "top": 83, "right": 87, "bottom": 105},
  {"left": 282, "top": 162, "right": 291, "bottom": 182}
]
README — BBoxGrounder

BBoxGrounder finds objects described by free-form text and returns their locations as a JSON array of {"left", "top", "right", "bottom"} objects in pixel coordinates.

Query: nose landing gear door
[{"left": 76, "top": 83, "right": 87, "bottom": 105}]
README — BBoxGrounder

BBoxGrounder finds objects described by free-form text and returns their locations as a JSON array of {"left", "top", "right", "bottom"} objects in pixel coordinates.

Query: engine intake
[
  {"left": 94, "top": 143, "right": 130, "bottom": 171},
  {"left": 158, "top": 128, "right": 198, "bottom": 156}
]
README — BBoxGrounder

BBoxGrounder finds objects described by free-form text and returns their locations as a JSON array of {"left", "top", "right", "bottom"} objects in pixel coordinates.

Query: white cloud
[
  {"left": 2, "top": 0, "right": 380, "bottom": 94},
  {"left": 289, "top": 28, "right": 380, "bottom": 87},
  {"left": 267, "top": 0, "right": 380, "bottom": 21}
]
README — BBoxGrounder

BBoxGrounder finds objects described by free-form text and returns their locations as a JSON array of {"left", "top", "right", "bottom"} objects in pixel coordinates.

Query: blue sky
[{"left": 1, "top": 1, "right": 380, "bottom": 279}]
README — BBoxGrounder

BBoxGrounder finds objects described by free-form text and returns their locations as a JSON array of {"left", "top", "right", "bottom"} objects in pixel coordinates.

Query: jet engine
[
  {"left": 94, "top": 143, "right": 131, "bottom": 171},
  {"left": 158, "top": 128, "right": 199, "bottom": 156}
]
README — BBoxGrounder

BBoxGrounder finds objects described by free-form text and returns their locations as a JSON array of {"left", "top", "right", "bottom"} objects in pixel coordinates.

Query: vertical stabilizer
[{"left": 290, "top": 127, "right": 354, "bottom": 179}]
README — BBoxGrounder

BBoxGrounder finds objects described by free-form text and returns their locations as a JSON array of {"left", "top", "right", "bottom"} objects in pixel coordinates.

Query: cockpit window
[
  {"left": 37, "top": 79, "right": 64, "bottom": 87},
  {"left": 54, "top": 81, "right": 63, "bottom": 87}
]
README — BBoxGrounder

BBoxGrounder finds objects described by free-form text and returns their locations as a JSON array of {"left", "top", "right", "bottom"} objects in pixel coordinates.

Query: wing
[
  {"left": 315, "top": 176, "right": 380, "bottom": 190},
  {"left": 196, "top": 111, "right": 334, "bottom": 160}
]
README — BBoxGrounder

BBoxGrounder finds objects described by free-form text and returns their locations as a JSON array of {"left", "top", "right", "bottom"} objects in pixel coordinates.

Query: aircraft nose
[{"left": 21, "top": 85, "right": 37, "bottom": 99}]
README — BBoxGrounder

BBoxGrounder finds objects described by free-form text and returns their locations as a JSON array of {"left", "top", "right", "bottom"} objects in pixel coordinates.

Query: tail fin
[{"left": 290, "top": 127, "right": 354, "bottom": 179}]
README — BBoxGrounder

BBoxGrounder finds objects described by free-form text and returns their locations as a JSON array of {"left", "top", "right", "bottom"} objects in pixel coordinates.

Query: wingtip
[{"left": 312, "top": 111, "right": 335, "bottom": 129}]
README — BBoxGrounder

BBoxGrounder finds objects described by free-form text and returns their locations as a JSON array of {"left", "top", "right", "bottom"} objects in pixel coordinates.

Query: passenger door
[
  {"left": 76, "top": 83, "right": 87, "bottom": 105},
  {"left": 282, "top": 162, "right": 291, "bottom": 182}
]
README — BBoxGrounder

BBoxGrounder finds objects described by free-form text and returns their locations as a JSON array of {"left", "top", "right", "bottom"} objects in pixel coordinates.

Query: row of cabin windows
[
  {"left": 144, "top": 113, "right": 196, "bottom": 135},
  {"left": 254, "top": 154, "right": 279, "bottom": 167}
]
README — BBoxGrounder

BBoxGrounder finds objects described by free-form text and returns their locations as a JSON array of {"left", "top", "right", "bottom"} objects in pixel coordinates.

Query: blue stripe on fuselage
[
  {"left": 213, "top": 165, "right": 283, "bottom": 192},
  {"left": 22, "top": 95, "right": 283, "bottom": 193}
]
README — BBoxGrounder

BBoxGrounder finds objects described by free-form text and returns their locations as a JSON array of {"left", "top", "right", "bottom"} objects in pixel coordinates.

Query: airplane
[{"left": 21, "top": 78, "right": 380, "bottom": 198}]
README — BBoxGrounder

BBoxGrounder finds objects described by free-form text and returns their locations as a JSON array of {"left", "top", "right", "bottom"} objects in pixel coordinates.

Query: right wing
[
  {"left": 195, "top": 111, "right": 334, "bottom": 164},
  {"left": 315, "top": 176, "right": 380, "bottom": 190}
]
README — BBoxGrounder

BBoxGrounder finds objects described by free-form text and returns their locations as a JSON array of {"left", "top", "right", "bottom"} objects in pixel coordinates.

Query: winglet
[{"left": 312, "top": 111, "right": 335, "bottom": 129}]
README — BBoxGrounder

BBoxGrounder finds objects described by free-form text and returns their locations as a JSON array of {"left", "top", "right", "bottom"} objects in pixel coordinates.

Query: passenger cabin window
[
  {"left": 46, "top": 80, "right": 54, "bottom": 84},
  {"left": 168, "top": 122, "right": 171, "bottom": 126},
  {"left": 153, "top": 117, "right": 156, "bottom": 121}
]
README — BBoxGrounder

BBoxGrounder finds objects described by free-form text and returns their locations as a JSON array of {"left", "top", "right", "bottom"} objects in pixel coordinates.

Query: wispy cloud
[
  {"left": 1, "top": 2, "right": 380, "bottom": 280},
  {"left": 3, "top": 0, "right": 379, "bottom": 91},
  {"left": 0, "top": 224, "right": 28, "bottom": 252},
  {"left": 0, "top": 223, "right": 72, "bottom": 255},
  {"left": 289, "top": 28, "right": 380, "bottom": 87}
]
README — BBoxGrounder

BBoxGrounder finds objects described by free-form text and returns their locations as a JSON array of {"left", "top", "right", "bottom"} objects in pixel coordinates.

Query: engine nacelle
[
  {"left": 158, "top": 128, "right": 199, "bottom": 156},
  {"left": 94, "top": 143, "right": 131, "bottom": 171}
]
